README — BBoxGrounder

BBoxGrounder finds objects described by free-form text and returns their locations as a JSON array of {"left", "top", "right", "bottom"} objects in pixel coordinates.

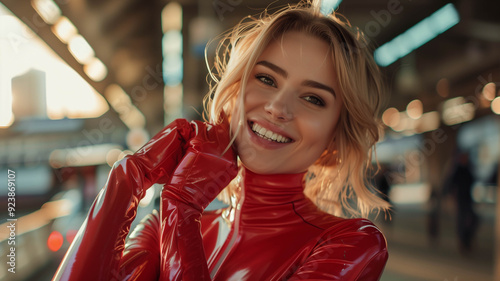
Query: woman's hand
[
  {"left": 162, "top": 118, "right": 238, "bottom": 211},
  {"left": 159, "top": 118, "right": 238, "bottom": 281}
]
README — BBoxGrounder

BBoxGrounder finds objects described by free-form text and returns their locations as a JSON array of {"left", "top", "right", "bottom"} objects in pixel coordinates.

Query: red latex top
[
  {"left": 52, "top": 118, "right": 387, "bottom": 281},
  {"left": 201, "top": 168, "right": 388, "bottom": 280}
]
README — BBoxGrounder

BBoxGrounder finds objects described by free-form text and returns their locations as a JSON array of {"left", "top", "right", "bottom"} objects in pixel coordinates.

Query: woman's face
[{"left": 232, "top": 31, "right": 343, "bottom": 174}]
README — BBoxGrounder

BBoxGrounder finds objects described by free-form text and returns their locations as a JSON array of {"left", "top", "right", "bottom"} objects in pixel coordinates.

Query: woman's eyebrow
[
  {"left": 256, "top": 61, "right": 288, "bottom": 78},
  {"left": 256, "top": 60, "right": 336, "bottom": 97},
  {"left": 302, "top": 80, "right": 337, "bottom": 98}
]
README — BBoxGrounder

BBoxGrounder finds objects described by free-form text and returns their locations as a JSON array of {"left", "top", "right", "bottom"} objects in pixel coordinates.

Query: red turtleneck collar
[{"left": 240, "top": 168, "right": 307, "bottom": 206}]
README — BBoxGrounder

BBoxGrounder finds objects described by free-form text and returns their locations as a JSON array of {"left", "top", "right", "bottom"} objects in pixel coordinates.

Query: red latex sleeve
[
  {"left": 159, "top": 120, "right": 238, "bottom": 281},
  {"left": 52, "top": 119, "right": 194, "bottom": 281}
]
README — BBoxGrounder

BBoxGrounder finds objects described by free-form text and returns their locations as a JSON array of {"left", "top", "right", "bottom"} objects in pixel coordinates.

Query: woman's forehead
[
  {"left": 256, "top": 32, "right": 337, "bottom": 81},
  {"left": 260, "top": 32, "right": 333, "bottom": 62}
]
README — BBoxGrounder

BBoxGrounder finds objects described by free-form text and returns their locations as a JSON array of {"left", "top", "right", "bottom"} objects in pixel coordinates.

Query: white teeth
[
  {"left": 251, "top": 122, "right": 291, "bottom": 143},
  {"left": 258, "top": 127, "right": 266, "bottom": 135}
]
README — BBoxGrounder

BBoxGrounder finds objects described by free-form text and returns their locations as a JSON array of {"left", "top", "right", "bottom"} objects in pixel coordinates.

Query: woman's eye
[
  {"left": 256, "top": 74, "right": 276, "bottom": 87},
  {"left": 303, "top": 96, "right": 325, "bottom": 107}
]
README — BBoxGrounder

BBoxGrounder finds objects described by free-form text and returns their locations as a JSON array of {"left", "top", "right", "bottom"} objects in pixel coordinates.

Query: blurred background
[{"left": 0, "top": 0, "right": 498, "bottom": 280}]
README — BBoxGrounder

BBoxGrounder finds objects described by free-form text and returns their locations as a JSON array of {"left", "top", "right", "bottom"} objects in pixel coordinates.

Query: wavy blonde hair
[{"left": 204, "top": 1, "right": 390, "bottom": 217}]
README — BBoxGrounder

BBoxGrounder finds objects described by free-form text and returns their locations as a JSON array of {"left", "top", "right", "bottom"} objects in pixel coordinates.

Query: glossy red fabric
[
  {"left": 119, "top": 211, "right": 161, "bottom": 281},
  {"left": 52, "top": 118, "right": 388, "bottom": 281},
  {"left": 159, "top": 119, "right": 237, "bottom": 281},
  {"left": 200, "top": 168, "right": 388, "bottom": 280},
  {"left": 52, "top": 119, "right": 196, "bottom": 281}
]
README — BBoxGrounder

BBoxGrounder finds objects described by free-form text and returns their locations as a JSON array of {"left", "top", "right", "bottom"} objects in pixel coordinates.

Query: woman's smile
[{"left": 249, "top": 121, "right": 293, "bottom": 144}]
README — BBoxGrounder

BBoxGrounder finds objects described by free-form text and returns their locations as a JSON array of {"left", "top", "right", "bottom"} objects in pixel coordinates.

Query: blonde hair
[{"left": 204, "top": 1, "right": 390, "bottom": 217}]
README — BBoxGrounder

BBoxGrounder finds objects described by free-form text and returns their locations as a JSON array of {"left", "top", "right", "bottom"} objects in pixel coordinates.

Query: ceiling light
[
  {"left": 52, "top": 16, "right": 78, "bottom": 44},
  {"left": 374, "top": 3, "right": 460, "bottom": 67},
  {"left": 31, "top": 0, "right": 61, "bottom": 25},
  {"left": 84, "top": 57, "right": 107, "bottom": 82},
  {"left": 68, "top": 35, "right": 95, "bottom": 64}
]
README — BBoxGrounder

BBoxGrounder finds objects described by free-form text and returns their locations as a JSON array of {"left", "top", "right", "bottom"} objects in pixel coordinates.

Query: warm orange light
[
  {"left": 382, "top": 107, "right": 400, "bottom": 128},
  {"left": 47, "top": 231, "right": 64, "bottom": 252},
  {"left": 492, "top": 97, "right": 500, "bottom": 115},
  {"left": 406, "top": 99, "right": 423, "bottom": 120},
  {"left": 391, "top": 112, "right": 408, "bottom": 132},
  {"left": 482, "top": 83, "right": 496, "bottom": 101},
  {"left": 162, "top": 2, "right": 182, "bottom": 32}
]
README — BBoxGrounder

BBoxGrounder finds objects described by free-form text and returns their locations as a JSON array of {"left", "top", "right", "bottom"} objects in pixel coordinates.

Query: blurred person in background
[
  {"left": 52, "top": 1, "right": 391, "bottom": 280},
  {"left": 444, "top": 150, "right": 479, "bottom": 254}
]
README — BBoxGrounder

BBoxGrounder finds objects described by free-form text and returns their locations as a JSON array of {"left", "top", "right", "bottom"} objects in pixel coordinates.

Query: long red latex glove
[
  {"left": 159, "top": 120, "right": 238, "bottom": 281},
  {"left": 52, "top": 119, "right": 197, "bottom": 281}
]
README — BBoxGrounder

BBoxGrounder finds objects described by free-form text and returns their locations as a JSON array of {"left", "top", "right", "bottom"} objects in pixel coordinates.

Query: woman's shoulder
[
  {"left": 327, "top": 217, "right": 385, "bottom": 239},
  {"left": 293, "top": 217, "right": 388, "bottom": 280},
  {"left": 316, "top": 217, "right": 387, "bottom": 257},
  {"left": 299, "top": 202, "right": 384, "bottom": 236},
  {"left": 296, "top": 203, "right": 387, "bottom": 250},
  {"left": 324, "top": 217, "right": 384, "bottom": 234}
]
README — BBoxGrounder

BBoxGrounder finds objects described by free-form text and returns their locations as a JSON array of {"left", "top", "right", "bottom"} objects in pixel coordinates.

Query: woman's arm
[
  {"left": 158, "top": 120, "right": 237, "bottom": 281},
  {"left": 52, "top": 119, "right": 195, "bottom": 281},
  {"left": 287, "top": 219, "right": 388, "bottom": 281}
]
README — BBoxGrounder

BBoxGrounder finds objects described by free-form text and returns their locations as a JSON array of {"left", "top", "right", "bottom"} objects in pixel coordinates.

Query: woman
[{"left": 53, "top": 1, "right": 390, "bottom": 280}]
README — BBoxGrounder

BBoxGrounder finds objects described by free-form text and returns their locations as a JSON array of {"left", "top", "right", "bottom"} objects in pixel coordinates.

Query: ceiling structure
[{"left": 2, "top": 0, "right": 500, "bottom": 133}]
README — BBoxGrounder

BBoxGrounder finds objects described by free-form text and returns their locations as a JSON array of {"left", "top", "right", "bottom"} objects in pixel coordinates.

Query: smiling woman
[
  {"left": 53, "top": 1, "right": 390, "bottom": 281},
  {"left": 210, "top": 2, "right": 388, "bottom": 217}
]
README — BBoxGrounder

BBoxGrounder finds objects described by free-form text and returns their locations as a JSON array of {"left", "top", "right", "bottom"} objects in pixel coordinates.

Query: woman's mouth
[{"left": 250, "top": 122, "right": 292, "bottom": 143}]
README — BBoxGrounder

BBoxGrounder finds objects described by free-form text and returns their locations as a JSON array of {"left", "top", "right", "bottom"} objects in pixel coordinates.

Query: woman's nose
[{"left": 264, "top": 90, "right": 293, "bottom": 121}]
